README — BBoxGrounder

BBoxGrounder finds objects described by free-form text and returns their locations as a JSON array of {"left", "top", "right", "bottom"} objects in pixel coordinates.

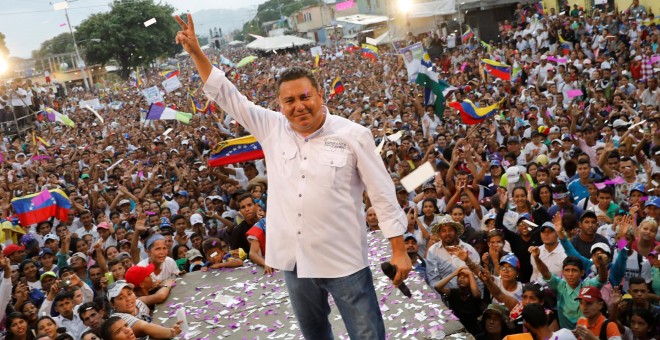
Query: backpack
[{"left": 598, "top": 319, "right": 612, "bottom": 340}]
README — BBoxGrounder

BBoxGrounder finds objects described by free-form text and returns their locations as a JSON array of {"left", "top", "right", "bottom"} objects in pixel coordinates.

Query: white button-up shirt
[
  {"left": 530, "top": 242, "right": 566, "bottom": 283},
  {"left": 204, "top": 67, "right": 407, "bottom": 278},
  {"left": 425, "top": 240, "right": 481, "bottom": 288}
]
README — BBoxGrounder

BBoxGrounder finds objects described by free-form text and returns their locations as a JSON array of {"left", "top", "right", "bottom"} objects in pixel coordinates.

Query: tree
[
  {"left": 76, "top": 0, "right": 180, "bottom": 79},
  {"left": 0, "top": 33, "right": 9, "bottom": 56},
  {"left": 31, "top": 33, "right": 75, "bottom": 60}
]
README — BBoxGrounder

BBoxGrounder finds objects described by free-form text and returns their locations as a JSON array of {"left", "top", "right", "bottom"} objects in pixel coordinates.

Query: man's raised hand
[{"left": 174, "top": 14, "right": 201, "bottom": 55}]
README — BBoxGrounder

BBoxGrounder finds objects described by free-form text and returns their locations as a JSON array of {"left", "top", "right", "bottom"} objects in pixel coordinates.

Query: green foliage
[
  {"left": 0, "top": 33, "right": 9, "bottom": 56},
  {"left": 76, "top": 0, "right": 180, "bottom": 79},
  {"left": 242, "top": 0, "right": 319, "bottom": 38},
  {"left": 31, "top": 33, "right": 74, "bottom": 59}
]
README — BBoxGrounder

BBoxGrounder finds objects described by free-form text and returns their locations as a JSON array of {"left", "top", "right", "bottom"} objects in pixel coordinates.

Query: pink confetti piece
[
  {"left": 617, "top": 238, "right": 627, "bottom": 250},
  {"left": 32, "top": 155, "right": 51, "bottom": 161},
  {"left": 566, "top": 89, "right": 583, "bottom": 98},
  {"left": 460, "top": 62, "right": 467, "bottom": 72}
]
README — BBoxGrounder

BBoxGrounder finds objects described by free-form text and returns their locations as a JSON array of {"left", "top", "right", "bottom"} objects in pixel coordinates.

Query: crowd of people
[{"left": 0, "top": 0, "right": 659, "bottom": 339}]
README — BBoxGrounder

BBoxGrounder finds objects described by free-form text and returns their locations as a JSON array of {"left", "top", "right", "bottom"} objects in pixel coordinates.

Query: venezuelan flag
[
  {"left": 331, "top": 77, "right": 344, "bottom": 95},
  {"left": 361, "top": 50, "right": 377, "bottom": 61},
  {"left": 161, "top": 70, "right": 179, "bottom": 79},
  {"left": 462, "top": 26, "right": 474, "bottom": 43},
  {"left": 361, "top": 43, "right": 378, "bottom": 54},
  {"left": 559, "top": 35, "right": 571, "bottom": 55},
  {"left": 11, "top": 189, "right": 72, "bottom": 226},
  {"left": 245, "top": 218, "right": 266, "bottom": 255},
  {"left": 481, "top": 59, "right": 511, "bottom": 81},
  {"left": 449, "top": 99, "right": 502, "bottom": 125},
  {"left": 346, "top": 41, "right": 360, "bottom": 53},
  {"left": 208, "top": 135, "right": 265, "bottom": 167}
]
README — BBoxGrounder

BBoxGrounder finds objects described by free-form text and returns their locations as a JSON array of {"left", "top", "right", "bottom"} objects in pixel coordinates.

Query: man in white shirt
[
  {"left": 176, "top": 14, "right": 411, "bottom": 340},
  {"left": 426, "top": 216, "right": 481, "bottom": 289},
  {"left": 530, "top": 222, "right": 566, "bottom": 283},
  {"left": 38, "top": 274, "right": 94, "bottom": 339}
]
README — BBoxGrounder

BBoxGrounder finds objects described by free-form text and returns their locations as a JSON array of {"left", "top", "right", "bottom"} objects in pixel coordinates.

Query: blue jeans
[{"left": 283, "top": 266, "right": 385, "bottom": 340}]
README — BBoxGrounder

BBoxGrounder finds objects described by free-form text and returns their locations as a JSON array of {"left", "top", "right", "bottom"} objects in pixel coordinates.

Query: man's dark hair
[
  {"left": 237, "top": 193, "right": 255, "bottom": 205},
  {"left": 521, "top": 303, "right": 548, "bottom": 329},
  {"left": 170, "top": 214, "right": 186, "bottom": 225},
  {"left": 100, "top": 316, "right": 123, "bottom": 340},
  {"left": 562, "top": 256, "right": 583, "bottom": 271},
  {"left": 276, "top": 67, "right": 320, "bottom": 94},
  {"left": 77, "top": 301, "right": 100, "bottom": 318},
  {"left": 53, "top": 291, "right": 74, "bottom": 305},
  {"left": 107, "top": 259, "right": 122, "bottom": 269},
  {"left": 628, "top": 276, "right": 648, "bottom": 288}
]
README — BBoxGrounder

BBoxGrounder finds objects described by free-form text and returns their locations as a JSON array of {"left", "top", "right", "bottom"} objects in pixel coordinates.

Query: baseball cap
[
  {"left": 190, "top": 213, "right": 204, "bottom": 225},
  {"left": 118, "top": 199, "right": 130, "bottom": 206},
  {"left": 540, "top": 222, "right": 556, "bottom": 232},
  {"left": 2, "top": 244, "right": 25, "bottom": 257},
  {"left": 630, "top": 183, "right": 646, "bottom": 195},
  {"left": 403, "top": 232, "right": 417, "bottom": 242},
  {"left": 507, "top": 136, "right": 520, "bottom": 143},
  {"left": 97, "top": 222, "right": 110, "bottom": 230},
  {"left": 186, "top": 248, "right": 204, "bottom": 261},
  {"left": 175, "top": 190, "right": 189, "bottom": 198},
  {"left": 107, "top": 280, "right": 135, "bottom": 300},
  {"left": 39, "top": 271, "right": 57, "bottom": 281},
  {"left": 590, "top": 242, "right": 611, "bottom": 255},
  {"left": 580, "top": 210, "right": 598, "bottom": 221},
  {"left": 551, "top": 139, "right": 563, "bottom": 145},
  {"left": 116, "top": 252, "right": 132, "bottom": 260},
  {"left": 506, "top": 167, "right": 522, "bottom": 183},
  {"left": 575, "top": 286, "right": 602, "bottom": 302},
  {"left": 69, "top": 252, "right": 88, "bottom": 263},
  {"left": 612, "top": 119, "right": 630, "bottom": 128},
  {"left": 499, "top": 253, "right": 520, "bottom": 269},
  {"left": 39, "top": 248, "right": 54, "bottom": 257},
  {"left": 422, "top": 183, "right": 436, "bottom": 191},
  {"left": 549, "top": 126, "right": 560, "bottom": 134},
  {"left": 490, "top": 160, "right": 502, "bottom": 167},
  {"left": 43, "top": 233, "right": 60, "bottom": 242},
  {"left": 198, "top": 166, "right": 208, "bottom": 172},
  {"left": 645, "top": 196, "right": 660, "bottom": 208},
  {"left": 395, "top": 185, "right": 407, "bottom": 193},
  {"left": 561, "top": 133, "right": 572, "bottom": 141},
  {"left": 124, "top": 264, "right": 155, "bottom": 287}
]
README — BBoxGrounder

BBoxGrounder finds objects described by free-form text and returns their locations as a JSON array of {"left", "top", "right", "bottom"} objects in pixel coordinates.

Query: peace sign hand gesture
[{"left": 174, "top": 14, "right": 201, "bottom": 55}]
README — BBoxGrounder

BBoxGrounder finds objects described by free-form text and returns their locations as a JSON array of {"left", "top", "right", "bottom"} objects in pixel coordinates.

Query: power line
[{"left": 0, "top": 4, "right": 109, "bottom": 16}]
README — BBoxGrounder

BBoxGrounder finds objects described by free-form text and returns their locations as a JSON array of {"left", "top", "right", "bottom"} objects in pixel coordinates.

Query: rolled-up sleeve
[
  {"left": 202, "top": 67, "right": 279, "bottom": 140},
  {"left": 354, "top": 128, "right": 406, "bottom": 238}
]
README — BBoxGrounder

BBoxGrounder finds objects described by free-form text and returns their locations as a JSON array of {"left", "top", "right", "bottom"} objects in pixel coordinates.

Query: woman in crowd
[{"left": 5, "top": 312, "right": 33, "bottom": 340}]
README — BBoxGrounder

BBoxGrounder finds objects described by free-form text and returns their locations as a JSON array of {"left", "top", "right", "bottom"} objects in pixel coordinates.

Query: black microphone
[{"left": 381, "top": 262, "right": 412, "bottom": 298}]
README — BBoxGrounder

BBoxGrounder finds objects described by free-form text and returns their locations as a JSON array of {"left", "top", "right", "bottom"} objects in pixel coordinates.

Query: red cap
[
  {"left": 97, "top": 222, "right": 110, "bottom": 230},
  {"left": 2, "top": 244, "right": 25, "bottom": 257},
  {"left": 124, "top": 263, "right": 155, "bottom": 286},
  {"left": 575, "top": 286, "right": 602, "bottom": 302}
]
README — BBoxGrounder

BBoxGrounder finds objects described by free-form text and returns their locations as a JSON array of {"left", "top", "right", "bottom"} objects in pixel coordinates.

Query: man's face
[
  {"left": 278, "top": 77, "right": 325, "bottom": 135},
  {"left": 239, "top": 197, "right": 257, "bottom": 221},
  {"left": 405, "top": 239, "right": 418, "bottom": 254},
  {"left": 174, "top": 218, "right": 187, "bottom": 233},
  {"left": 80, "top": 213, "right": 92, "bottom": 227},
  {"left": 620, "top": 160, "right": 635, "bottom": 177},
  {"left": 580, "top": 218, "right": 597, "bottom": 236},
  {"left": 89, "top": 268, "right": 103, "bottom": 285},
  {"left": 629, "top": 283, "right": 649, "bottom": 305},
  {"left": 404, "top": 51, "right": 413, "bottom": 63},
  {"left": 55, "top": 298, "right": 74, "bottom": 319},
  {"left": 562, "top": 265, "right": 584, "bottom": 287},
  {"left": 579, "top": 299, "right": 602, "bottom": 319},
  {"left": 540, "top": 228, "right": 557, "bottom": 245},
  {"left": 598, "top": 192, "right": 612, "bottom": 207},
  {"left": 366, "top": 208, "right": 378, "bottom": 226},
  {"left": 438, "top": 225, "right": 457, "bottom": 245},
  {"left": 110, "top": 263, "right": 125, "bottom": 281},
  {"left": 81, "top": 309, "right": 103, "bottom": 329},
  {"left": 577, "top": 164, "right": 590, "bottom": 179}
]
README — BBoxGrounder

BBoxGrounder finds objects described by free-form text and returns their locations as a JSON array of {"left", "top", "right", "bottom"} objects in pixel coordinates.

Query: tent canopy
[
  {"left": 407, "top": 1, "right": 457, "bottom": 18},
  {"left": 227, "top": 41, "right": 245, "bottom": 46},
  {"left": 246, "top": 35, "right": 315, "bottom": 51},
  {"left": 373, "top": 30, "right": 406, "bottom": 45}
]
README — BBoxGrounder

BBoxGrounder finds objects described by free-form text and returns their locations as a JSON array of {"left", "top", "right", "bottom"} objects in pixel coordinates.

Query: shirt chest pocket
[
  {"left": 315, "top": 152, "right": 347, "bottom": 187},
  {"left": 278, "top": 148, "right": 297, "bottom": 177}
]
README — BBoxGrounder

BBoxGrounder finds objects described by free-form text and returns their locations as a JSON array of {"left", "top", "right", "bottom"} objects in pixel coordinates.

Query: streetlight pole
[{"left": 55, "top": 0, "right": 90, "bottom": 91}]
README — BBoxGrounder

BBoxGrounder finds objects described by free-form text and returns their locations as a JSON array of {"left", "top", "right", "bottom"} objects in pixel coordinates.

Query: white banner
[
  {"left": 142, "top": 86, "right": 163, "bottom": 104},
  {"left": 162, "top": 76, "right": 182, "bottom": 93},
  {"left": 79, "top": 98, "right": 102, "bottom": 109},
  {"left": 310, "top": 46, "right": 323, "bottom": 57}
]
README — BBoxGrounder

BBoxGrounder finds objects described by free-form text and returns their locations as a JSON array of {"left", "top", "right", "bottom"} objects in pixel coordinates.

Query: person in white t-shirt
[{"left": 133, "top": 218, "right": 180, "bottom": 281}]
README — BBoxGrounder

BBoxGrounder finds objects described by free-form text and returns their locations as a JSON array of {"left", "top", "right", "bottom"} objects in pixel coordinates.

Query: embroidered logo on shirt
[{"left": 323, "top": 137, "right": 347, "bottom": 152}]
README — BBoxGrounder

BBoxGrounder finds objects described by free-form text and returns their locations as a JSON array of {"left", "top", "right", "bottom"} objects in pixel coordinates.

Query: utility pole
[{"left": 54, "top": 0, "right": 90, "bottom": 91}]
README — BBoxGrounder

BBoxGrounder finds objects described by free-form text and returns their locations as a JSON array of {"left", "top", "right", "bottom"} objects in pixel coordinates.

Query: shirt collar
[{"left": 291, "top": 106, "right": 330, "bottom": 140}]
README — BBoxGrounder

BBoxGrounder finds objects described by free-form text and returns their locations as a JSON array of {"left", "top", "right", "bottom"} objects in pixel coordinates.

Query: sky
[{"left": 0, "top": 0, "right": 268, "bottom": 58}]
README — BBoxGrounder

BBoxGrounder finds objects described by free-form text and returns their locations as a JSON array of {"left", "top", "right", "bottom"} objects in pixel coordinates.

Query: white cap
[
  {"left": 190, "top": 213, "right": 204, "bottom": 225},
  {"left": 590, "top": 242, "right": 611, "bottom": 254},
  {"left": 68, "top": 252, "right": 88, "bottom": 264},
  {"left": 107, "top": 281, "right": 135, "bottom": 300},
  {"left": 506, "top": 167, "right": 522, "bottom": 183},
  {"left": 43, "top": 233, "right": 60, "bottom": 242},
  {"left": 198, "top": 166, "right": 208, "bottom": 171},
  {"left": 612, "top": 119, "right": 629, "bottom": 128},
  {"left": 119, "top": 199, "right": 130, "bottom": 206},
  {"left": 222, "top": 210, "right": 238, "bottom": 220}
]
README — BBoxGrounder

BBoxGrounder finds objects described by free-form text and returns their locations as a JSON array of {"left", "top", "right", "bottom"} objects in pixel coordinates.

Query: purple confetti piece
[{"left": 617, "top": 238, "right": 627, "bottom": 250}]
